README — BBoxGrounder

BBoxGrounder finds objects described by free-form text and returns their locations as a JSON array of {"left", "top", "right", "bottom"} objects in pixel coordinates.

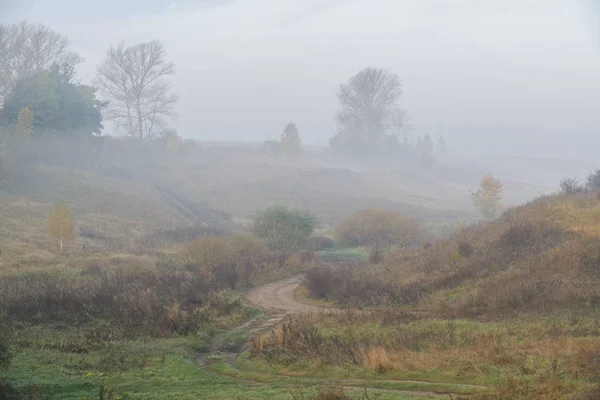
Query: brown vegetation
[
  {"left": 308, "top": 192, "right": 600, "bottom": 315},
  {"left": 0, "top": 255, "right": 248, "bottom": 337},
  {"left": 334, "top": 208, "right": 421, "bottom": 249}
]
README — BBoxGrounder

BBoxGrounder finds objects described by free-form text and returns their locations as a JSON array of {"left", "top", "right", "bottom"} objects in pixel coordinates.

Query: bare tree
[
  {"left": 333, "top": 67, "right": 403, "bottom": 150},
  {"left": 94, "top": 41, "right": 178, "bottom": 140},
  {"left": 0, "top": 21, "right": 82, "bottom": 100}
]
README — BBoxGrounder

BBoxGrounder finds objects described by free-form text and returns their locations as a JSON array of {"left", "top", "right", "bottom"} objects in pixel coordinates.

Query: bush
[
  {"left": 457, "top": 241, "right": 474, "bottom": 258},
  {"left": 230, "top": 233, "right": 267, "bottom": 259},
  {"left": 253, "top": 206, "right": 318, "bottom": 251},
  {"left": 305, "top": 264, "right": 419, "bottom": 305},
  {"left": 587, "top": 169, "right": 600, "bottom": 193},
  {"left": 334, "top": 209, "right": 421, "bottom": 248},
  {"left": 560, "top": 177, "right": 585, "bottom": 194},
  {"left": 183, "top": 236, "right": 237, "bottom": 268},
  {"left": 306, "top": 236, "right": 335, "bottom": 252},
  {"left": 0, "top": 258, "right": 248, "bottom": 337}
]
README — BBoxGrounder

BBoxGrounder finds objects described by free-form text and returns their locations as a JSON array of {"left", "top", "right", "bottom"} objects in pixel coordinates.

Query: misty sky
[{"left": 2, "top": 0, "right": 599, "bottom": 160}]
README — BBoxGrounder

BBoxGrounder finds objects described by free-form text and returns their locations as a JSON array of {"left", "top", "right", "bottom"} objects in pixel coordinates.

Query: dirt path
[
  {"left": 196, "top": 276, "right": 486, "bottom": 398},
  {"left": 245, "top": 275, "right": 327, "bottom": 314}
]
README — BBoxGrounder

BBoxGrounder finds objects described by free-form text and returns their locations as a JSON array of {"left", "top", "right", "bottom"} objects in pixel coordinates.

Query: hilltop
[{"left": 0, "top": 137, "right": 549, "bottom": 262}]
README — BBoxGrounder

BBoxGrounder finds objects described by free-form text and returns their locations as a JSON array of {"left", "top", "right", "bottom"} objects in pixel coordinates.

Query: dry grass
[
  {"left": 251, "top": 310, "right": 600, "bottom": 398},
  {"left": 252, "top": 192, "right": 600, "bottom": 398},
  {"left": 361, "top": 346, "right": 393, "bottom": 373},
  {"left": 306, "top": 193, "right": 600, "bottom": 316}
]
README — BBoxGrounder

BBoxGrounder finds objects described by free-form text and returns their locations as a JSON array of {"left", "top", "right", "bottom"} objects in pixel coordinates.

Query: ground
[{"left": 0, "top": 139, "right": 585, "bottom": 399}]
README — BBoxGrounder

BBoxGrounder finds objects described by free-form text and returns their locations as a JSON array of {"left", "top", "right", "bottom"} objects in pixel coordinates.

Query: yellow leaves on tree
[
  {"left": 16, "top": 106, "right": 33, "bottom": 136},
  {"left": 47, "top": 200, "right": 75, "bottom": 250},
  {"left": 471, "top": 174, "right": 503, "bottom": 219},
  {"left": 281, "top": 123, "right": 301, "bottom": 156}
]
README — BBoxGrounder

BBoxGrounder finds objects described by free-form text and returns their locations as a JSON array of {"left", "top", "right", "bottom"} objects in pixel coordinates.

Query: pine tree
[{"left": 47, "top": 200, "right": 75, "bottom": 250}]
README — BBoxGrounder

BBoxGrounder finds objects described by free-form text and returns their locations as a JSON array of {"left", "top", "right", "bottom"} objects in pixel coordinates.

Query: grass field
[
  {"left": 0, "top": 137, "right": 585, "bottom": 399},
  {"left": 248, "top": 191, "right": 600, "bottom": 399}
]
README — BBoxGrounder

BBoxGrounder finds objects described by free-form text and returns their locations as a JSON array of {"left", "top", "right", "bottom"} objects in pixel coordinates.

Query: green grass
[
  {"left": 247, "top": 308, "right": 600, "bottom": 399},
  {"left": 1, "top": 335, "right": 433, "bottom": 399}
]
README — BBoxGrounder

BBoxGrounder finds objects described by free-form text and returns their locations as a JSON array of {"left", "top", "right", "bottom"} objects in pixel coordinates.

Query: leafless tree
[
  {"left": 0, "top": 21, "right": 82, "bottom": 101},
  {"left": 335, "top": 67, "right": 404, "bottom": 148},
  {"left": 94, "top": 41, "right": 178, "bottom": 140}
]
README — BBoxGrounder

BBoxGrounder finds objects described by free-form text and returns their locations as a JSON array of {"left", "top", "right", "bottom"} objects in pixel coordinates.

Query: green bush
[{"left": 252, "top": 206, "right": 318, "bottom": 251}]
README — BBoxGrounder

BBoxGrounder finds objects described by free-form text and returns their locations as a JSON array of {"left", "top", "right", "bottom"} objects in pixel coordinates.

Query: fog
[{"left": 3, "top": 0, "right": 599, "bottom": 160}]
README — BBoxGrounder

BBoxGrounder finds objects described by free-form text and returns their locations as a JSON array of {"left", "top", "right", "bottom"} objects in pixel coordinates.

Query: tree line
[
  {"left": 0, "top": 21, "right": 178, "bottom": 140},
  {"left": 0, "top": 21, "right": 449, "bottom": 163}
]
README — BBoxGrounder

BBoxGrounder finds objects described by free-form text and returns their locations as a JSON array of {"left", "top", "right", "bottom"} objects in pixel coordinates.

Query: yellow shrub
[{"left": 361, "top": 346, "right": 393, "bottom": 372}]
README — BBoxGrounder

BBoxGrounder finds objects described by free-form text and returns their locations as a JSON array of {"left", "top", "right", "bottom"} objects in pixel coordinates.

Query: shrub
[
  {"left": 230, "top": 233, "right": 267, "bottom": 259},
  {"left": 362, "top": 346, "right": 392, "bottom": 373},
  {"left": 305, "top": 264, "right": 418, "bottom": 305},
  {"left": 334, "top": 209, "right": 421, "bottom": 248},
  {"left": 253, "top": 206, "right": 318, "bottom": 251},
  {"left": 0, "top": 258, "right": 248, "bottom": 336},
  {"left": 560, "top": 177, "right": 585, "bottom": 194},
  {"left": 305, "top": 265, "right": 352, "bottom": 299},
  {"left": 183, "top": 236, "right": 236, "bottom": 268},
  {"left": 500, "top": 223, "right": 537, "bottom": 250},
  {"left": 457, "top": 241, "right": 474, "bottom": 258},
  {"left": 587, "top": 169, "right": 600, "bottom": 193},
  {"left": 306, "top": 236, "right": 335, "bottom": 252}
]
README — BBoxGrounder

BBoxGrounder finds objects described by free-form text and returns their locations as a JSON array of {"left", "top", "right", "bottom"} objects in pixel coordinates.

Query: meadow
[{"left": 0, "top": 135, "right": 579, "bottom": 399}]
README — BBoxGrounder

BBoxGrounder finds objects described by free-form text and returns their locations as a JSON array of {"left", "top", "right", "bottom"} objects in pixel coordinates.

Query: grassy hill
[
  {"left": 0, "top": 136, "right": 579, "bottom": 399},
  {"left": 0, "top": 138, "right": 550, "bottom": 254},
  {"left": 251, "top": 191, "right": 600, "bottom": 399},
  {"left": 306, "top": 191, "right": 600, "bottom": 314}
]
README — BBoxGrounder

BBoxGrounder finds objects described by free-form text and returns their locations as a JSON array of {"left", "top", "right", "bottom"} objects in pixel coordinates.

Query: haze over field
[
  {"left": 5, "top": 2, "right": 600, "bottom": 399},
  {"left": 3, "top": 0, "right": 599, "bottom": 160}
]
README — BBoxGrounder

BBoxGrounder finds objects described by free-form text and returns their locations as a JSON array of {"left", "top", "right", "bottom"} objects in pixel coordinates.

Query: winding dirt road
[
  {"left": 245, "top": 275, "right": 326, "bottom": 314},
  {"left": 199, "top": 275, "right": 487, "bottom": 398}
]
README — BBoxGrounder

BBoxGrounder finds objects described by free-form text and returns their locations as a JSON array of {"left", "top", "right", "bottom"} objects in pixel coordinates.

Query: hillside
[
  {"left": 243, "top": 191, "right": 600, "bottom": 399},
  {"left": 306, "top": 191, "right": 600, "bottom": 314},
  {"left": 0, "top": 139, "right": 549, "bottom": 250}
]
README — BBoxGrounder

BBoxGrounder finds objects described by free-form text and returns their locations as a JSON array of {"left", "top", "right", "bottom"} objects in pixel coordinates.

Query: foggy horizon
[{"left": 3, "top": 0, "right": 599, "bottom": 161}]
